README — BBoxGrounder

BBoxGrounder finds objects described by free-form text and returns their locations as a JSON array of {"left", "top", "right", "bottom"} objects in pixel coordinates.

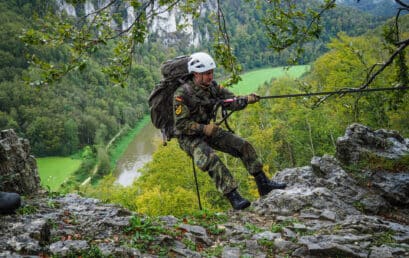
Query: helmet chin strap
[{"left": 194, "top": 73, "right": 209, "bottom": 88}]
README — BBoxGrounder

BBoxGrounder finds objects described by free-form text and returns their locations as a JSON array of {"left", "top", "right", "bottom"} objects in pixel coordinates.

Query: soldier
[{"left": 173, "top": 52, "right": 286, "bottom": 210}]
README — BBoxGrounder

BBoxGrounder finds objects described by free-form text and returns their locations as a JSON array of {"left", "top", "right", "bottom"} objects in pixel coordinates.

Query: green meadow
[
  {"left": 37, "top": 157, "right": 82, "bottom": 191},
  {"left": 231, "top": 65, "right": 309, "bottom": 95}
]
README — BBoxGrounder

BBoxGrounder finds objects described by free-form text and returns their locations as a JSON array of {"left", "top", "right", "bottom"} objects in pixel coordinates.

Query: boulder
[{"left": 0, "top": 129, "right": 41, "bottom": 194}]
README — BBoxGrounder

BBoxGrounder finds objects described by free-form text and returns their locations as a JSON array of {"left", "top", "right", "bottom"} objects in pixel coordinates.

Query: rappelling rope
[
  {"left": 215, "top": 85, "right": 408, "bottom": 126},
  {"left": 259, "top": 85, "right": 408, "bottom": 99}
]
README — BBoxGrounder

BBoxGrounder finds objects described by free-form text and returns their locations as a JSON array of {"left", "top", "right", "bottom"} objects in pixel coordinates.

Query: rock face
[
  {"left": 336, "top": 123, "right": 409, "bottom": 164},
  {"left": 0, "top": 129, "right": 41, "bottom": 194},
  {"left": 0, "top": 124, "right": 408, "bottom": 257}
]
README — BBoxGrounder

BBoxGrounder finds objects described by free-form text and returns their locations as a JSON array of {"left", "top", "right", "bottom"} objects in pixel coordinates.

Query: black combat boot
[
  {"left": 254, "top": 172, "right": 286, "bottom": 196},
  {"left": 225, "top": 189, "right": 251, "bottom": 210},
  {"left": 0, "top": 192, "right": 21, "bottom": 215}
]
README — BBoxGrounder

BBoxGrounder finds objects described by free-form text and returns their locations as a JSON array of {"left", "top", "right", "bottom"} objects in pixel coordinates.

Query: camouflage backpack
[{"left": 148, "top": 55, "right": 192, "bottom": 145}]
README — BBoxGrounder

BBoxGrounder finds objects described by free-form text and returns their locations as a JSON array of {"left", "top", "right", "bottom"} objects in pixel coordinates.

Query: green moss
[
  {"left": 372, "top": 230, "right": 396, "bottom": 246},
  {"left": 17, "top": 204, "right": 38, "bottom": 215}
]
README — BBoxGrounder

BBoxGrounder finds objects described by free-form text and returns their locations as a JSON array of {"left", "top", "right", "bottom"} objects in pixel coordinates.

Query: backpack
[{"left": 148, "top": 55, "right": 192, "bottom": 145}]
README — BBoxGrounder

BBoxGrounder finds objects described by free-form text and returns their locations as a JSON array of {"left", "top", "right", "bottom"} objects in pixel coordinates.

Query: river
[{"left": 114, "top": 122, "right": 161, "bottom": 186}]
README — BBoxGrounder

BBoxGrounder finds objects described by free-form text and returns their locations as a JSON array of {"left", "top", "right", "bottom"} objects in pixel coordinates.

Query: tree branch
[{"left": 361, "top": 39, "right": 409, "bottom": 89}]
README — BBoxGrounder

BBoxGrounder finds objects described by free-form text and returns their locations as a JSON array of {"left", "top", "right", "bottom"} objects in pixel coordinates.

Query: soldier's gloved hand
[
  {"left": 247, "top": 93, "right": 260, "bottom": 104},
  {"left": 203, "top": 123, "right": 219, "bottom": 136},
  {"left": 234, "top": 97, "right": 248, "bottom": 110}
]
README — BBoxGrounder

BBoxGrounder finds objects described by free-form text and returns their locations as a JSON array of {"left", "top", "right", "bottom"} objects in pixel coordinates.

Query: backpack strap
[
  {"left": 180, "top": 82, "right": 195, "bottom": 109},
  {"left": 182, "top": 82, "right": 193, "bottom": 95}
]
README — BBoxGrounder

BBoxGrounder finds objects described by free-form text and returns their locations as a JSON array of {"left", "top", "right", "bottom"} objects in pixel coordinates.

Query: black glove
[
  {"left": 221, "top": 97, "right": 248, "bottom": 111},
  {"left": 236, "top": 97, "right": 248, "bottom": 109}
]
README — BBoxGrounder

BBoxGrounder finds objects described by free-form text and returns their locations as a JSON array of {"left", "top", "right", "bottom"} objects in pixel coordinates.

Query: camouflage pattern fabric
[{"left": 173, "top": 80, "right": 263, "bottom": 195}]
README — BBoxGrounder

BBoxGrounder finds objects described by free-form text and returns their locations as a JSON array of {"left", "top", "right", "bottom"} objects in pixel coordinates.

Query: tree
[{"left": 262, "top": 0, "right": 409, "bottom": 89}]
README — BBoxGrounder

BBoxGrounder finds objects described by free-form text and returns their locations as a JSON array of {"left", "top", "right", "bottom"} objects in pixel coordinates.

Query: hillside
[
  {"left": 1, "top": 124, "right": 408, "bottom": 257},
  {"left": 337, "top": 0, "right": 400, "bottom": 17}
]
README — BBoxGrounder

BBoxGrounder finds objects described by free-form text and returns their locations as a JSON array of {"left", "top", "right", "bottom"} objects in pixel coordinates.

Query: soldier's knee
[
  {"left": 241, "top": 141, "right": 256, "bottom": 156},
  {"left": 194, "top": 145, "right": 218, "bottom": 171},
  {"left": 199, "top": 152, "right": 222, "bottom": 171}
]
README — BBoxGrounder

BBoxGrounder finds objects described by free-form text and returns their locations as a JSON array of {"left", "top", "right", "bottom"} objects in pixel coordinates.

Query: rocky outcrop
[
  {"left": 0, "top": 129, "right": 41, "bottom": 194},
  {"left": 336, "top": 123, "right": 409, "bottom": 164},
  {"left": 0, "top": 124, "right": 408, "bottom": 257}
]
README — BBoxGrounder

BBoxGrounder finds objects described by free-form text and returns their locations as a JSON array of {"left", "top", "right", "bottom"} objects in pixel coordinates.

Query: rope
[
  {"left": 259, "top": 86, "right": 408, "bottom": 99},
  {"left": 215, "top": 86, "right": 408, "bottom": 126}
]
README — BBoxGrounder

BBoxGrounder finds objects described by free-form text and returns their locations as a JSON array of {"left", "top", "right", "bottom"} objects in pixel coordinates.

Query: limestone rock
[{"left": 0, "top": 129, "right": 41, "bottom": 194}]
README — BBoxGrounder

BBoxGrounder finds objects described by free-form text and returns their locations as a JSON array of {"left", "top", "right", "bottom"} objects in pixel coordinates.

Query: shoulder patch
[
  {"left": 175, "top": 104, "right": 182, "bottom": 115},
  {"left": 175, "top": 96, "right": 183, "bottom": 102}
]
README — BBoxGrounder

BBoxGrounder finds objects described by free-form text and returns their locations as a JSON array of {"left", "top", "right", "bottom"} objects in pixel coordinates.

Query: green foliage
[
  {"left": 372, "top": 230, "right": 396, "bottom": 246},
  {"left": 125, "top": 215, "right": 166, "bottom": 253},
  {"left": 52, "top": 244, "right": 106, "bottom": 258},
  {"left": 95, "top": 147, "right": 110, "bottom": 179},
  {"left": 1, "top": 40, "right": 159, "bottom": 158},
  {"left": 258, "top": 238, "right": 276, "bottom": 256},
  {"left": 245, "top": 222, "right": 264, "bottom": 233},
  {"left": 182, "top": 209, "right": 228, "bottom": 235},
  {"left": 17, "top": 204, "right": 38, "bottom": 215},
  {"left": 261, "top": 0, "right": 336, "bottom": 54},
  {"left": 270, "top": 218, "right": 299, "bottom": 233},
  {"left": 60, "top": 156, "right": 97, "bottom": 193},
  {"left": 353, "top": 201, "right": 365, "bottom": 212}
]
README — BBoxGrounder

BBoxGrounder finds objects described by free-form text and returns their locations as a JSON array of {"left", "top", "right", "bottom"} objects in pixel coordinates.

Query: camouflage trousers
[{"left": 177, "top": 128, "right": 263, "bottom": 195}]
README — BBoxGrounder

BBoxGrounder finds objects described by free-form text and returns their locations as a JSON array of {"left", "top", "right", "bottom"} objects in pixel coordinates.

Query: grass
[
  {"left": 37, "top": 157, "right": 82, "bottom": 191},
  {"left": 231, "top": 65, "right": 310, "bottom": 95}
]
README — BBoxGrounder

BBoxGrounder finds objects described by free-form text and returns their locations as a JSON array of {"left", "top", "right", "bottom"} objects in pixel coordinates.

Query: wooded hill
[{"left": 0, "top": 0, "right": 389, "bottom": 158}]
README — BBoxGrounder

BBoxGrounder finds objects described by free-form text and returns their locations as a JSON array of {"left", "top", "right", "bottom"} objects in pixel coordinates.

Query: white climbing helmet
[{"left": 188, "top": 52, "right": 216, "bottom": 73}]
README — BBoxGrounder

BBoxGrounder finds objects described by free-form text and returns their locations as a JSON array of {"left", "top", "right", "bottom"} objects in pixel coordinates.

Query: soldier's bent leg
[
  {"left": 209, "top": 129, "right": 263, "bottom": 175},
  {"left": 191, "top": 141, "right": 238, "bottom": 195},
  {"left": 178, "top": 136, "right": 239, "bottom": 194},
  {"left": 209, "top": 129, "right": 286, "bottom": 196}
]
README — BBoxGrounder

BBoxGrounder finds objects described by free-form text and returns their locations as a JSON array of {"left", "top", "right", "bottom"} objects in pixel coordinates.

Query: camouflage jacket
[{"left": 173, "top": 80, "right": 245, "bottom": 136}]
